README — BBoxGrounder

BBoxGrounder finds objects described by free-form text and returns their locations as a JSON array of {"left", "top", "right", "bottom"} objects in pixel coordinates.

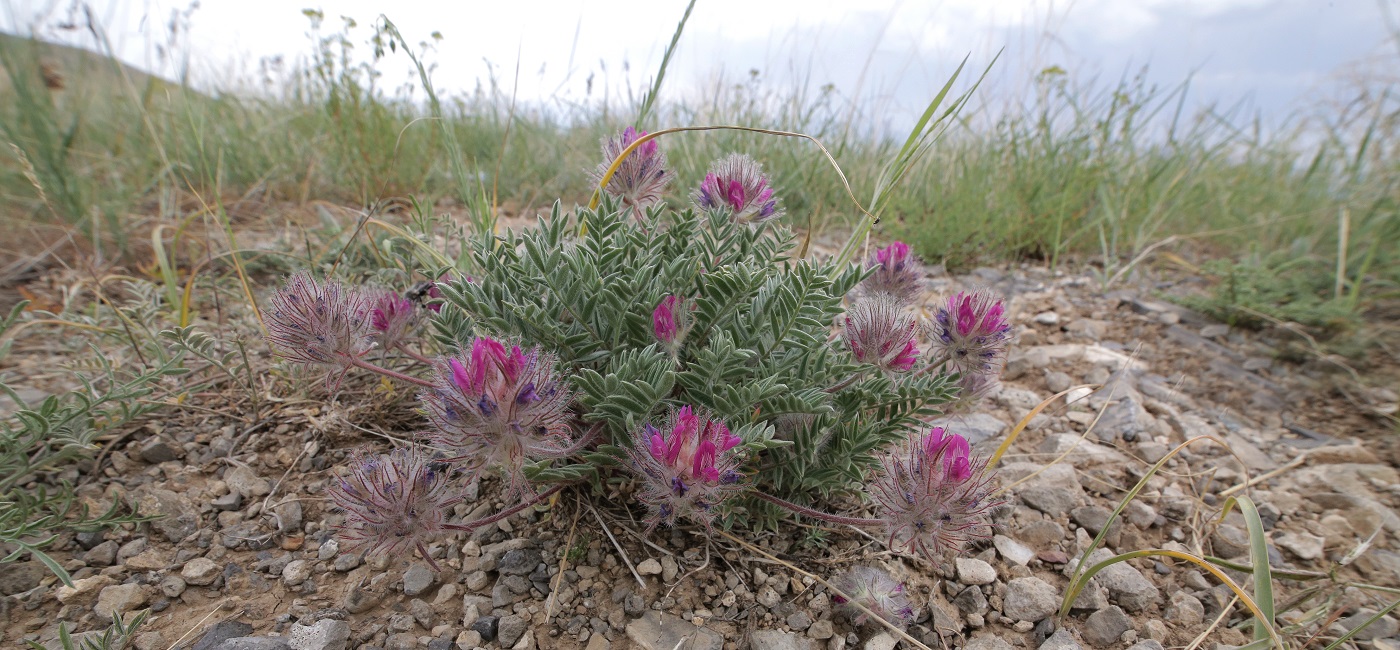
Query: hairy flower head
[
  {"left": 691, "top": 153, "right": 783, "bottom": 224},
  {"left": 943, "top": 372, "right": 1000, "bottom": 414},
  {"left": 860, "top": 241, "right": 924, "bottom": 306},
  {"left": 843, "top": 297, "right": 920, "bottom": 374},
  {"left": 628, "top": 406, "right": 746, "bottom": 531},
  {"left": 591, "top": 126, "right": 670, "bottom": 219},
  {"left": 420, "top": 337, "right": 574, "bottom": 498},
  {"left": 652, "top": 294, "right": 694, "bottom": 350},
  {"left": 869, "top": 427, "right": 997, "bottom": 560},
  {"left": 930, "top": 289, "right": 1012, "bottom": 375},
  {"left": 329, "top": 447, "right": 461, "bottom": 570},
  {"left": 369, "top": 289, "right": 421, "bottom": 351},
  {"left": 831, "top": 566, "right": 915, "bottom": 628},
  {"left": 264, "top": 270, "right": 373, "bottom": 387}
]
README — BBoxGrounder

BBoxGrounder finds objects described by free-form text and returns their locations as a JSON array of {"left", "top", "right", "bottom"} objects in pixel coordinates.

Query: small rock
[
  {"left": 288, "top": 619, "right": 351, "bottom": 650},
  {"left": 964, "top": 635, "right": 1016, "bottom": 650},
  {"left": 0, "top": 560, "right": 45, "bottom": 595},
  {"left": 1045, "top": 371, "right": 1073, "bottom": 393},
  {"left": 1339, "top": 609, "right": 1400, "bottom": 640},
  {"left": 472, "top": 615, "right": 498, "bottom": 642},
  {"left": 139, "top": 437, "right": 180, "bottom": 464},
  {"left": 1211, "top": 525, "right": 1250, "bottom": 558},
  {"left": 1017, "top": 464, "right": 1085, "bottom": 514},
  {"left": 1200, "top": 324, "right": 1229, "bottom": 339},
  {"left": 455, "top": 630, "right": 484, "bottom": 649},
  {"left": 994, "top": 535, "right": 1037, "bottom": 566},
  {"left": 212, "top": 492, "right": 244, "bottom": 511},
  {"left": 1096, "top": 559, "right": 1160, "bottom": 612},
  {"left": 807, "top": 619, "right": 835, "bottom": 639},
  {"left": 283, "top": 560, "right": 312, "bottom": 586},
  {"left": 183, "top": 557, "right": 222, "bottom": 586},
  {"left": 1071, "top": 506, "right": 1120, "bottom": 537},
  {"left": 193, "top": 621, "right": 254, "bottom": 650},
  {"left": 956, "top": 558, "right": 997, "bottom": 586},
  {"left": 758, "top": 585, "right": 782, "bottom": 609},
  {"left": 225, "top": 465, "right": 272, "bottom": 497},
  {"left": 84, "top": 540, "right": 120, "bottom": 567},
  {"left": 498, "top": 614, "right": 527, "bottom": 647},
  {"left": 126, "top": 548, "right": 172, "bottom": 572},
  {"left": 1034, "top": 312, "right": 1060, "bottom": 325},
  {"left": 752, "top": 629, "right": 818, "bottom": 650},
  {"left": 403, "top": 562, "right": 436, "bottom": 596},
  {"left": 660, "top": 555, "right": 679, "bottom": 582},
  {"left": 955, "top": 585, "right": 989, "bottom": 616},
  {"left": 787, "top": 611, "right": 813, "bottom": 631},
  {"left": 928, "top": 413, "right": 1007, "bottom": 445},
  {"left": 1082, "top": 606, "right": 1133, "bottom": 647},
  {"left": 863, "top": 632, "right": 898, "bottom": 650},
  {"left": 94, "top": 583, "right": 150, "bottom": 623},
  {"left": 625, "top": 611, "right": 723, "bottom": 650},
  {"left": 130, "top": 488, "right": 200, "bottom": 543},
  {"left": 1004, "top": 577, "right": 1059, "bottom": 622},
  {"left": 213, "top": 638, "right": 292, "bottom": 650},
  {"left": 55, "top": 575, "right": 115, "bottom": 605},
  {"left": 1275, "top": 531, "right": 1325, "bottom": 560},
  {"left": 1040, "top": 630, "right": 1083, "bottom": 650},
  {"left": 1124, "top": 641, "right": 1163, "bottom": 650},
  {"left": 1165, "top": 592, "right": 1204, "bottom": 626},
  {"left": 637, "top": 558, "right": 663, "bottom": 576},
  {"left": 497, "top": 548, "right": 541, "bottom": 576},
  {"left": 160, "top": 575, "right": 187, "bottom": 598}
]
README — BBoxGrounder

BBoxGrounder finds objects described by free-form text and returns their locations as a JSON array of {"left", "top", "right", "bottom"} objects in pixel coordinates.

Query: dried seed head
[
  {"left": 420, "top": 337, "right": 575, "bottom": 499},
  {"left": 843, "top": 298, "right": 920, "bottom": 374},
  {"left": 930, "top": 289, "right": 1012, "bottom": 375},
  {"left": 328, "top": 447, "right": 462, "bottom": 570},
  {"left": 869, "top": 427, "right": 998, "bottom": 560},
  {"left": 831, "top": 566, "right": 915, "bottom": 628},
  {"left": 943, "top": 372, "right": 1000, "bottom": 414},
  {"left": 264, "top": 270, "right": 373, "bottom": 386},
  {"left": 628, "top": 405, "right": 747, "bottom": 531},
  {"left": 860, "top": 241, "right": 924, "bottom": 306},
  {"left": 692, "top": 153, "right": 783, "bottom": 224},
  {"left": 591, "top": 126, "right": 670, "bottom": 219},
  {"left": 369, "top": 289, "right": 421, "bottom": 351}
]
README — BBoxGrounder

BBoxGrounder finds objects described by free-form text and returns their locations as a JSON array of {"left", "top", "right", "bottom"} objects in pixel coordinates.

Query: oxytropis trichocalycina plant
[{"left": 262, "top": 126, "right": 1014, "bottom": 604}]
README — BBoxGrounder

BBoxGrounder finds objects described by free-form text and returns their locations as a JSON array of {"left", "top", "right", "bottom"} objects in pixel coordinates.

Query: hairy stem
[
  {"left": 751, "top": 490, "right": 884, "bottom": 527},
  {"left": 395, "top": 344, "right": 437, "bottom": 367},
  {"left": 347, "top": 356, "right": 434, "bottom": 388},
  {"left": 911, "top": 352, "right": 950, "bottom": 379},
  {"left": 445, "top": 484, "right": 568, "bottom": 531}
]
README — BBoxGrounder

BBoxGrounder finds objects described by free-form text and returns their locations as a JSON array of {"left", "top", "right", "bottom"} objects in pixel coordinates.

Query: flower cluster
[
  {"left": 870, "top": 427, "right": 997, "bottom": 560},
  {"left": 328, "top": 447, "right": 461, "bottom": 570},
  {"left": 692, "top": 153, "right": 783, "bottom": 224},
  {"left": 264, "top": 271, "right": 373, "bottom": 387},
  {"left": 652, "top": 294, "right": 694, "bottom": 351},
  {"left": 832, "top": 566, "right": 915, "bottom": 628},
  {"left": 628, "top": 406, "right": 746, "bottom": 531},
  {"left": 844, "top": 297, "right": 920, "bottom": 374},
  {"left": 860, "top": 241, "right": 923, "bottom": 306},
  {"left": 369, "top": 289, "right": 421, "bottom": 351},
  {"left": 930, "top": 289, "right": 1012, "bottom": 375},
  {"left": 592, "top": 126, "right": 670, "bottom": 219},
  {"left": 420, "top": 337, "right": 575, "bottom": 498}
]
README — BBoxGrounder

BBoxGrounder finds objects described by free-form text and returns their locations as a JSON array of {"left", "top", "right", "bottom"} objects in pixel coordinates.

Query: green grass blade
[
  {"left": 1323, "top": 597, "right": 1400, "bottom": 650},
  {"left": 1223, "top": 495, "right": 1275, "bottom": 642},
  {"left": 636, "top": 0, "right": 696, "bottom": 126}
]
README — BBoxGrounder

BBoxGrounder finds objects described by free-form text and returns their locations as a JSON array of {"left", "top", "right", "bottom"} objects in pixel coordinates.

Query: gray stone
[
  {"left": 193, "top": 621, "right": 255, "bottom": 650},
  {"left": 863, "top": 632, "right": 897, "bottom": 650},
  {"left": 212, "top": 491, "right": 244, "bottom": 511},
  {"left": 183, "top": 557, "right": 222, "bottom": 586},
  {"left": 1124, "top": 641, "right": 1163, "bottom": 650},
  {"left": 94, "top": 583, "right": 150, "bottom": 623},
  {"left": 288, "top": 619, "right": 351, "bottom": 650},
  {"left": 1071, "top": 506, "right": 1120, "bottom": 537},
  {"left": 964, "top": 635, "right": 1016, "bottom": 650},
  {"left": 131, "top": 488, "right": 200, "bottom": 543},
  {"left": 214, "top": 638, "right": 292, "bottom": 650},
  {"left": 637, "top": 558, "right": 662, "bottom": 575},
  {"left": 497, "top": 549, "right": 542, "bottom": 575},
  {"left": 41, "top": 632, "right": 107, "bottom": 650},
  {"left": 0, "top": 560, "right": 45, "bottom": 595},
  {"left": 994, "top": 535, "right": 1037, "bottom": 566},
  {"left": 403, "top": 562, "right": 436, "bottom": 596},
  {"left": 471, "top": 615, "right": 498, "bottom": 641},
  {"left": 160, "top": 575, "right": 188, "bottom": 598},
  {"left": 498, "top": 614, "right": 527, "bottom": 647},
  {"left": 1275, "top": 531, "right": 1325, "bottom": 560},
  {"left": 929, "top": 414, "right": 1007, "bottom": 445},
  {"left": 225, "top": 465, "right": 272, "bottom": 497},
  {"left": 1096, "top": 560, "right": 1160, "bottom": 612},
  {"left": 1082, "top": 606, "right": 1132, "bottom": 647},
  {"left": 1017, "top": 464, "right": 1085, "bottom": 514},
  {"left": 1165, "top": 592, "right": 1204, "bottom": 626},
  {"left": 1211, "top": 525, "right": 1250, "bottom": 558},
  {"left": 661, "top": 555, "right": 679, "bottom": 582},
  {"left": 139, "top": 437, "right": 180, "bottom": 464},
  {"left": 332, "top": 553, "right": 360, "bottom": 572},
  {"left": 1339, "top": 609, "right": 1400, "bottom": 640},
  {"left": 955, "top": 558, "right": 997, "bottom": 585},
  {"left": 275, "top": 500, "right": 303, "bottom": 532},
  {"left": 625, "top": 611, "right": 723, "bottom": 650},
  {"left": 1040, "top": 630, "right": 1083, "bottom": 650},
  {"left": 84, "top": 540, "right": 120, "bottom": 567},
  {"left": 342, "top": 585, "right": 382, "bottom": 614},
  {"left": 1045, "top": 371, "right": 1073, "bottom": 393},
  {"left": 1095, "top": 398, "right": 1156, "bottom": 442},
  {"left": 751, "top": 629, "right": 818, "bottom": 650},
  {"left": 787, "top": 611, "right": 813, "bottom": 631},
  {"left": 807, "top": 619, "right": 835, "bottom": 639},
  {"left": 1004, "top": 577, "right": 1059, "bottom": 622},
  {"left": 283, "top": 560, "right": 312, "bottom": 586},
  {"left": 954, "top": 585, "right": 989, "bottom": 615}
]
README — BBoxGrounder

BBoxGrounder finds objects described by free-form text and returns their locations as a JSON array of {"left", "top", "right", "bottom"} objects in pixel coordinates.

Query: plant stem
[
  {"left": 347, "top": 357, "right": 434, "bottom": 388},
  {"left": 911, "top": 352, "right": 950, "bottom": 379},
  {"left": 751, "top": 490, "right": 884, "bottom": 527},
  {"left": 395, "top": 344, "right": 436, "bottom": 367},
  {"left": 446, "top": 484, "right": 567, "bottom": 531}
]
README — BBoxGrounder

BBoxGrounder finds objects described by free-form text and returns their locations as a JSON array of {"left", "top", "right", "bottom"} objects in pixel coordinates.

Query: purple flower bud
[
  {"left": 843, "top": 297, "right": 920, "bottom": 374},
  {"left": 653, "top": 295, "right": 679, "bottom": 343},
  {"left": 264, "top": 271, "right": 374, "bottom": 389},
  {"left": 859, "top": 241, "right": 924, "bottom": 306},
  {"left": 591, "top": 126, "right": 670, "bottom": 219},
  {"left": 691, "top": 154, "right": 784, "bottom": 224},
  {"left": 930, "top": 289, "right": 1013, "bottom": 375},
  {"left": 328, "top": 447, "right": 462, "bottom": 570},
  {"left": 831, "top": 566, "right": 914, "bottom": 628},
  {"left": 369, "top": 289, "right": 421, "bottom": 351},
  {"left": 628, "top": 406, "right": 747, "bottom": 531},
  {"left": 869, "top": 428, "right": 998, "bottom": 560},
  {"left": 420, "top": 336, "right": 576, "bottom": 499}
]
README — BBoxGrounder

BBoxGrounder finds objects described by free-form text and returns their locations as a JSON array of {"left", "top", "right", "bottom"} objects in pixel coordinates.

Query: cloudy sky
[{"left": 4, "top": 0, "right": 1397, "bottom": 133}]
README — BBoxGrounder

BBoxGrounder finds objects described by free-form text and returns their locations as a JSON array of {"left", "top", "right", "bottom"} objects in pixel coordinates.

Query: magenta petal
[
  {"left": 692, "top": 439, "right": 717, "bottom": 478},
  {"left": 448, "top": 358, "right": 473, "bottom": 393}
]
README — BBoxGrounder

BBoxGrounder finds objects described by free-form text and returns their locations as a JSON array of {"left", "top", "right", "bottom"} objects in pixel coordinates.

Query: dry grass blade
[{"left": 987, "top": 383, "right": 1099, "bottom": 469}]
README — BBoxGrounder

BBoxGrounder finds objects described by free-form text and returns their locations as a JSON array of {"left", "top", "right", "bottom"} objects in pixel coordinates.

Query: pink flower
[
  {"left": 263, "top": 270, "right": 373, "bottom": 389},
  {"left": 843, "top": 298, "right": 920, "bottom": 374},
  {"left": 691, "top": 154, "right": 783, "bottom": 224},
  {"left": 329, "top": 447, "right": 462, "bottom": 570},
  {"left": 930, "top": 289, "right": 1012, "bottom": 375},
  {"left": 421, "top": 336, "right": 574, "bottom": 499},
  {"left": 629, "top": 406, "right": 746, "bottom": 531},
  {"left": 869, "top": 428, "right": 997, "bottom": 560},
  {"left": 369, "top": 290, "right": 420, "bottom": 351},
  {"left": 591, "top": 126, "right": 670, "bottom": 219},
  {"left": 653, "top": 295, "right": 679, "bottom": 344},
  {"left": 860, "top": 241, "right": 923, "bottom": 306}
]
